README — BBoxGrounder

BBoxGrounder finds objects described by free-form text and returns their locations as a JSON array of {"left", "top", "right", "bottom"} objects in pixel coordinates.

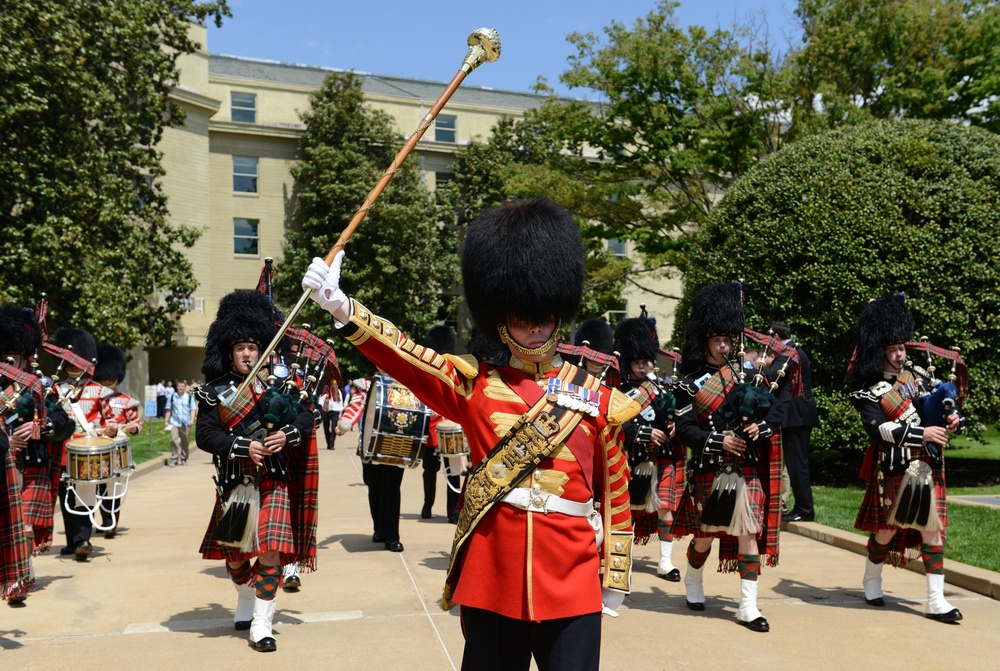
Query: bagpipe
[{"left": 884, "top": 337, "right": 966, "bottom": 532}]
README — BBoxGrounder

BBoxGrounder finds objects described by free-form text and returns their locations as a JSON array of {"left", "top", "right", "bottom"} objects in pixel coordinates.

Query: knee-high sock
[
  {"left": 921, "top": 544, "right": 945, "bottom": 575},
  {"left": 866, "top": 534, "right": 890, "bottom": 565},
  {"left": 227, "top": 560, "right": 254, "bottom": 585},
  {"left": 657, "top": 518, "right": 673, "bottom": 542},
  {"left": 686, "top": 540, "right": 710, "bottom": 569},
  {"left": 255, "top": 564, "right": 281, "bottom": 601}
]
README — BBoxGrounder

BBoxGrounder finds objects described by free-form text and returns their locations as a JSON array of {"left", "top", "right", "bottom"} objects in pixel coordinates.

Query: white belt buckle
[{"left": 531, "top": 493, "right": 549, "bottom": 514}]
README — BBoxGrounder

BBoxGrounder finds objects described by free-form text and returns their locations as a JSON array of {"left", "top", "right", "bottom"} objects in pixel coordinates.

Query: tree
[
  {"left": 790, "top": 0, "right": 1000, "bottom": 135},
  {"left": 674, "top": 119, "right": 1000, "bottom": 447},
  {"left": 0, "top": 0, "right": 230, "bottom": 347},
  {"left": 537, "top": 0, "right": 792, "bottom": 264},
  {"left": 437, "top": 115, "right": 632, "bottom": 325},
  {"left": 274, "top": 71, "right": 456, "bottom": 379}
]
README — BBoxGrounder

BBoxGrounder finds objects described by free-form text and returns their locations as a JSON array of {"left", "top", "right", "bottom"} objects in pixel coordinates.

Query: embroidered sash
[
  {"left": 217, "top": 375, "right": 266, "bottom": 431},
  {"left": 441, "top": 362, "right": 596, "bottom": 610}
]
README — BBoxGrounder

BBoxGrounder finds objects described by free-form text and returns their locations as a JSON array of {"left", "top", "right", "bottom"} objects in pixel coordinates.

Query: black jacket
[{"left": 768, "top": 342, "right": 819, "bottom": 429}]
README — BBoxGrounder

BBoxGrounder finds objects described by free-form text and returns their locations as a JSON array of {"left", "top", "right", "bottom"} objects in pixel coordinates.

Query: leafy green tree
[
  {"left": 674, "top": 119, "right": 1000, "bottom": 447},
  {"left": 0, "top": 0, "right": 230, "bottom": 347},
  {"left": 790, "top": 0, "right": 1000, "bottom": 134},
  {"left": 537, "top": 0, "right": 792, "bottom": 264},
  {"left": 438, "top": 115, "right": 631, "bottom": 326},
  {"left": 274, "top": 71, "right": 456, "bottom": 378}
]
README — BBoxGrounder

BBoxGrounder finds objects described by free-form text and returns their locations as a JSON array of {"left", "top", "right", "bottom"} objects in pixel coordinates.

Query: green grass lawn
[
  {"left": 947, "top": 424, "right": 1000, "bottom": 460},
  {"left": 131, "top": 418, "right": 195, "bottom": 465},
  {"left": 811, "top": 485, "right": 1000, "bottom": 573}
]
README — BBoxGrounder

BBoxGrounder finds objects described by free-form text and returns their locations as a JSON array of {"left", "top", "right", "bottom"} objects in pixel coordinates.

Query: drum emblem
[
  {"left": 386, "top": 386, "right": 422, "bottom": 410},
  {"left": 389, "top": 410, "right": 417, "bottom": 431}
]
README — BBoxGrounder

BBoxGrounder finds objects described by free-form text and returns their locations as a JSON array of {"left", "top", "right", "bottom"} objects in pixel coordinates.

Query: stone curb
[{"left": 783, "top": 520, "right": 1000, "bottom": 601}]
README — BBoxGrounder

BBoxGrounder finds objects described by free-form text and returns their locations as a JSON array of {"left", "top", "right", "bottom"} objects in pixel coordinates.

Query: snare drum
[
  {"left": 436, "top": 420, "right": 469, "bottom": 457},
  {"left": 360, "top": 375, "right": 430, "bottom": 468},
  {"left": 111, "top": 435, "right": 133, "bottom": 473},
  {"left": 66, "top": 436, "right": 117, "bottom": 484}
]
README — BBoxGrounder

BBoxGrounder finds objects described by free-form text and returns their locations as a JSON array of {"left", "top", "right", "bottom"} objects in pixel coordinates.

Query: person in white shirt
[
  {"left": 164, "top": 379, "right": 197, "bottom": 466},
  {"left": 317, "top": 384, "right": 343, "bottom": 450}
]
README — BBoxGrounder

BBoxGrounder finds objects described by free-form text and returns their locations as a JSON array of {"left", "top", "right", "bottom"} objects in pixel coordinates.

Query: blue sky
[{"left": 207, "top": 1, "right": 802, "bottom": 96}]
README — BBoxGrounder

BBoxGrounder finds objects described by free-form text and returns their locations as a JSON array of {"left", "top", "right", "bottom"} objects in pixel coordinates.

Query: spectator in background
[
  {"left": 318, "top": 383, "right": 343, "bottom": 450},
  {"left": 165, "top": 379, "right": 197, "bottom": 466},
  {"left": 768, "top": 321, "right": 820, "bottom": 522},
  {"left": 156, "top": 379, "right": 167, "bottom": 418}
]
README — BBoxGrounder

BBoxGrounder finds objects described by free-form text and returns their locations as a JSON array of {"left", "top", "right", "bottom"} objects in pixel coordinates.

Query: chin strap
[{"left": 500, "top": 322, "right": 560, "bottom": 357}]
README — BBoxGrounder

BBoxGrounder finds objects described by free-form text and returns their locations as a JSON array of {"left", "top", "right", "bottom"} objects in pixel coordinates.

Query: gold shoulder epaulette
[
  {"left": 444, "top": 353, "right": 478, "bottom": 379},
  {"left": 606, "top": 387, "right": 641, "bottom": 425}
]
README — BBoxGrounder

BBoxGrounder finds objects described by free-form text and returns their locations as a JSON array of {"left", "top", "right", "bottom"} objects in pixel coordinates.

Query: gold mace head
[{"left": 463, "top": 28, "right": 501, "bottom": 74}]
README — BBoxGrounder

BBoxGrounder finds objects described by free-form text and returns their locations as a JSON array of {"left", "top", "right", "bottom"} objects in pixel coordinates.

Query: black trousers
[
  {"left": 322, "top": 410, "right": 340, "bottom": 448},
  {"left": 421, "top": 451, "right": 460, "bottom": 516},
  {"left": 459, "top": 606, "right": 601, "bottom": 671},
  {"left": 361, "top": 461, "right": 404, "bottom": 541},
  {"left": 58, "top": 476, "right": 92, "bottom": 548},
  {"left": 783, "top": 425, "right": 815, "bottom": 515}
]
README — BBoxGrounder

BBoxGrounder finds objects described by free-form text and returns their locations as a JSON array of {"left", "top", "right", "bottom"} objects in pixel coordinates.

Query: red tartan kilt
[
  {"left": 855, "top": 465, "right": 948, "bottom": 532},
  {"left": 21, "top": 466, "right": 55, "bottom": 528},
  {"left": 200, "top": 479, "right": 295, "bottom": 564},
  {"left": 676, "top": 464, "right": 766, "bottom": 539},
  {"left": 657, "top": 457, "right": 685, "bottom": 512}
]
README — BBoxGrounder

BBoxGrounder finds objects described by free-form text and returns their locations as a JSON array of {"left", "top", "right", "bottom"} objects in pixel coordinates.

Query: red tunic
[{"left": 340, "top": 300, "right": 638, "bottom": 622}]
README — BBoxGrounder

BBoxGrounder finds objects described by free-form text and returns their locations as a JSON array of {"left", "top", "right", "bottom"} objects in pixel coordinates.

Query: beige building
[{"left": 142, "top": 25, "right": 681, "bottom": 386}]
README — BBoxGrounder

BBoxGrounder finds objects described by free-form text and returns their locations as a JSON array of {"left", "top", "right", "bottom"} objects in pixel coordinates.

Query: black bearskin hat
[
  {"left": 614, "top": 316, "right": 659, "bottom": 377},
  {"left": 0, "top": 305, "right": 42, "bottom": 357},
  {"left": 852, "top": 293, "right": 914, "bottom": 387},
  {"left": 202, "top": 290, "right": 278, "bottom": 380},
  {"left": 462, "top": 198, "right": 584, "bottom": 343},
  {"left": 94, "top": 344, "right": 127, "bottom": 384},
  {"left": 423, "top": 325, "right": 457, "bottom": 356},
  {"left": 53, "top": 328, "right": 98, "bottom": 367},
  {"left": 467, "top": 327, "right": 510, "bottom": 366},
  {"left": 680, "top": 282, "right": 744, "bottom": 374},
  {"left": 574, "top": 318, "right": 614, "bottom": 355}
]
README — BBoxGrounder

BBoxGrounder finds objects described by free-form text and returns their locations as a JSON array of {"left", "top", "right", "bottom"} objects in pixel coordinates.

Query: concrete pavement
[{"left": 4, "top": 433, "right": 999, "bottom": 670}]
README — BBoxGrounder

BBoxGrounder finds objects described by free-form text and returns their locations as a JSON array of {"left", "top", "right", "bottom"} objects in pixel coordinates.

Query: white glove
[
  {"left": 601, "top": 588, "right": 625, "bottom": 618},
  {"left": 302, "top": 251, "right": 347, "bottom": 315}
]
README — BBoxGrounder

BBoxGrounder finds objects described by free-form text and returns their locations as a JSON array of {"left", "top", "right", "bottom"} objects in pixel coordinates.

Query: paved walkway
[{"left": 4, "top": 433, "right": 1000, "bottom": 670}]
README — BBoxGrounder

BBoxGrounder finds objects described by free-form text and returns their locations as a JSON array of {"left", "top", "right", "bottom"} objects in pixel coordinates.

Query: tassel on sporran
[
  {"left": 636, "top": 459, "right": 661, "bottom": 513},
  {"left": 213, "top": 479, "right": 261, "bottom": 553},
  {"left": 887, "top": 460, "right": 942, "bottom": 532},
  {"left": 701, "top": 463, "right": 739, "bottom": 533}
]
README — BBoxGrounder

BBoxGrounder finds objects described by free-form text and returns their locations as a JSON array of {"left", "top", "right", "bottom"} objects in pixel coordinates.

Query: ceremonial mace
[{"left": 233, "top": 29, "right": 501, "bottom": 403}]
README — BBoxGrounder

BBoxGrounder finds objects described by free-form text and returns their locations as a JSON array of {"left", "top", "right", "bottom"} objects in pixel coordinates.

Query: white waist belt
[
  {"left": 503, "top": 488, "right": 604, "bottom": 547},
  {"left": 502, "top": 488, "right": 594, "bottom": 517}
]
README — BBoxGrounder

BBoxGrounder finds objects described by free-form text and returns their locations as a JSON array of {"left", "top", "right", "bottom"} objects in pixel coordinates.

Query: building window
[
  {"left": 606, "top": 309, "right": 627, "bottom": 327},
  {"left": 231, "top": 92, "right": 257, "bottom": 123},
  {"left": 435, "top": 114, "right": 456, "bottom": 143},
  {"left": 435, "top": 172, "right": 454, "bottom": 189},
  {"left": 607, "top": 238, "right": 626, "bottom": 257},
  {"left": 234, "top": 218, "right": 259, "bottom": 255},
  {"left": 233, "top": 156, "right": 258, "bottom": 193}
]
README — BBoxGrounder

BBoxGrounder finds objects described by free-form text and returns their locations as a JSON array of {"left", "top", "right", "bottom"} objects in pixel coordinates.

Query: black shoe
[
  {"left": 235, "top": 620, "right": 251, "bottom": 631},
  {"left": 59, "top": 546, "right": 76, "bottom": 556},
  {"left": 926, "top": 608, "right": 963, "bottom": 623},
  {"left": 7, "top": 595, "right": 26, "bottom": 606},
  {"left": 865, "top": 596, "right": 885, "bottom": 607},
  {"left": 385, "top": 540, "right": 404, "bottom": 552},
  {"left": 658, "top": 568, "right": 681, "bottom": 582},
  {"left": 74, "top": 541, "right": 93, "bottom": 560},
  {"left": 252, "top": 637, "right": 277, "bottom": 652},
  {"left": 372, "top": 533, "right": 384, "bottom": 544},
  {"left": 782, "top": 510, "right": 815, "bottom": 522},
  {"left": 447, "top": 514, "right": 460, "bottom": 525},
  {"left": 421, "top": 505, "right": 432, "bottom": 520},
  {"left": 738, "top": 616, "right": 770, "bottom": 632},
  {"left": 685, "top": 599, "right": 705, "bottom": 612},
  {"left": 104, "top": 529, "right": 117, "bottom": 540},
  {"left": 283, "top": 575, "right": 301, "bottom": 591}
]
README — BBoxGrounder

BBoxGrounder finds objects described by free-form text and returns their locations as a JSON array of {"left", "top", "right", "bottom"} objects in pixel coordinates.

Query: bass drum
[{"left": 360, "top": 375, "right": 430, "bottom": 468}]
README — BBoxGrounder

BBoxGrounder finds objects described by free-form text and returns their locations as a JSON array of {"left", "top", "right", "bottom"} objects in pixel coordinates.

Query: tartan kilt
[
  {"left": 855, "top": 454, "right": 948, "bottom": 568},
  {"left": 21, "top": 465, "right": 57, "bottom": 554},
  {"left": 657, "top": 455, "right": 685, "bottom": 513},
  {"left": 2, "top": 450, "right": 34, "bottom": 601},
  {"left": 677, "top": 464, "right": 767, "bottom": 541},
  {"left": 200, "top": 478, "right": 295, "bottom": 564}
]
